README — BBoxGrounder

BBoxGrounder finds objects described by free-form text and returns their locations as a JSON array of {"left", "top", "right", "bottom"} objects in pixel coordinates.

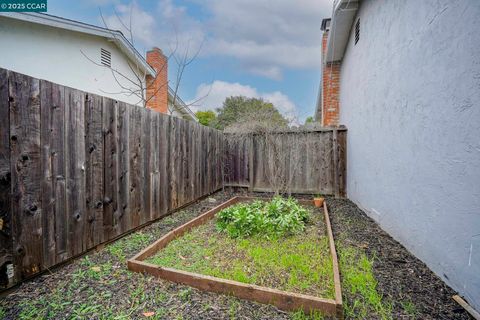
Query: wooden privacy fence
[
  {"left": 224, "top": 129, "right": 346, "bottom": 196},
  {"left": 0, "top": 68, "right": 347, "bottom": 289},
  {"left": 0, "top": 69, "right": 223, "bottom": 286}
]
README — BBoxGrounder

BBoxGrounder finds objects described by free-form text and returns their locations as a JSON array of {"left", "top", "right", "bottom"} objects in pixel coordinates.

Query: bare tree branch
[
  {"left": 222, "top": 110, "right": 312, "bottom": 196},
  {"left": 81, "top": 7, "right": 205, "bottom": 116}
]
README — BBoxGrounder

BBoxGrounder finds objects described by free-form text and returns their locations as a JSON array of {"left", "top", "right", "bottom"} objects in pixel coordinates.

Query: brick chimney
[
  {"left": 146, "top": 47, "right": 168, "bottom": 114},
  {"left": 321, "top": 19, "right": 341, "bottom": 127}
]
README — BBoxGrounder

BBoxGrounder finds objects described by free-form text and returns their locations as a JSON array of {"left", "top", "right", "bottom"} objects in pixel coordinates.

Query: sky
[{"left": 47, "top": 0, "right": 334, "bottom": 122}]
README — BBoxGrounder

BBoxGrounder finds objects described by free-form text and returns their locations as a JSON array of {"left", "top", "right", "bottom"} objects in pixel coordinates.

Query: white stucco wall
[
  {"left": 0, "top": 16, "right": 146, "bottom": 106},
  {"left": 339, "top": 0, "right": 480, "bottom": 309}
]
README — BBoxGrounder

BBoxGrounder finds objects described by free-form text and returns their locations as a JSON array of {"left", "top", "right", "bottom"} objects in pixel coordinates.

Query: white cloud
[
  {"left": 247, "top": 65, "right": 283, "bottom": 81},
  {"left": 102, "top": 3, "right": 156, "bottom": 48},
  {"left": 101, "top": 0, "right": 205, "bottom": 56},
  {"left": 190, "top": 80, "right": 298, "bottom": 120},
  {"left": 261, "top": 91, "right": 297, "bottom": 116},
  {"left": 99, "top": 0, "right": 333, "bottom": 80},
  {"left": 200, "top": 0, "right": 333, "bottom": 79},
  {"left": 154, "top": 0, "right": 205, "bottom": 55}
]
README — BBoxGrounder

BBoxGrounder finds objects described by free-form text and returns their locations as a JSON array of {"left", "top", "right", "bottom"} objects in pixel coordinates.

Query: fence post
[
  {"left": 248, "top": 133, "right": 254, "bottom": 192},
  {"left": 332, "top": 128, "right": 340, "bottom": 198}
]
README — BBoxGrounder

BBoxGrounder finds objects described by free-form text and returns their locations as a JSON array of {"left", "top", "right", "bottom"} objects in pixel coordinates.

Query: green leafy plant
[{"left": 216, "top": 197, "right": 310, "bottom": 239}]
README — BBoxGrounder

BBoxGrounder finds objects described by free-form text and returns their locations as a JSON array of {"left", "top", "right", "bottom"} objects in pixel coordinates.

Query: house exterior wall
[
  {"left": 339, "top": 0, "right": 480, "bottom": 309},
  {"left": 0, "top": 16, "right": 146, "bottom": 106}
]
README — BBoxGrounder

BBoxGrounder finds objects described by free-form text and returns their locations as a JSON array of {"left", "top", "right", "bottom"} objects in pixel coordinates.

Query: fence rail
[{"left": 0, "top": 68, "right": 346, "bottom": 289}]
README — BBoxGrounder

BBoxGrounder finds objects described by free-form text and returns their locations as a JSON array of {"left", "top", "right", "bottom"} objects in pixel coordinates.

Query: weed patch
[
  {"left": 106, "top": 232, "right": 151, "bottom": 262},
  {"left": 216, "top": 196, "right": 310, "bottom": 238},
  {"left": 401, "top": 300, "right": 418, "bottom": 318},
  {"left": 339, "top": 245, "right": 393, "bottom": 319},
  {"left": 291, "top": 309, "right": 325, "bottom": 320},
  {"left": 178, "top": 288, "right": 193, "bottom": 302}
]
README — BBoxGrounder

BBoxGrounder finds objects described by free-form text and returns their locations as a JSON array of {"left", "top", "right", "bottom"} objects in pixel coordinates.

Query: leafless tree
[
  {"left": 81, "top": 7, "right": 209, "bottom": 113},
  {"left": 166, "top": 30, "right": 210, "bottom": 115},
  {"left": 223, "top": 110, "right": 312, "bottom": 196}
]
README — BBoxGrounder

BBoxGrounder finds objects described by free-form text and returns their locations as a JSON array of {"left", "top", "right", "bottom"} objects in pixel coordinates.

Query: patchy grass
[
  {"left": 401, "top": 300, "right": 418, "bottom": 319},
  {"left": 291, "top": 309, "right": 325, "bottom": 320},
  {"left": 147, "top": 208, "right": 335, "bottom": 298},
  {"left": 339, "top": 245, "right": 393, "bottom": 320},
  {"left": 229, "top": 300, "right": 240, "bottom": 320},
  {"left": 105, "top": 231, "right": 152, "bottom": 262},
  {"left": 13, "top": 258, "right": 130, "bottom": 320},
  {"left": 178, "top": 288, "right": 193, "bottom": 302},
  {"left": 7, "top": 231, "right": 154, "bottom": 320}
]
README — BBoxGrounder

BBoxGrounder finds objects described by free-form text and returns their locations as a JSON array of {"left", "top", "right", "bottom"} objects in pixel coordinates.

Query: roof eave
[
  {"left": 168, "top": 88, "right": 199, "bottom": 122},
  {"left": 325, "top": 0, "right": 360, "bottom": 63}
]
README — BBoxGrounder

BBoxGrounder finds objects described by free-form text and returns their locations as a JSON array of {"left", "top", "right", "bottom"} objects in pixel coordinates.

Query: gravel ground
[{"left": 0, "top": 189, "right": 471, "bottom": 319}]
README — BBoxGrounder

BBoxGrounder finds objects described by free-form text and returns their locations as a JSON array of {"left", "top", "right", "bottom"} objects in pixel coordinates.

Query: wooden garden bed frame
[{"left": 128, "top": 196, "right": 343, "bottom": 319}]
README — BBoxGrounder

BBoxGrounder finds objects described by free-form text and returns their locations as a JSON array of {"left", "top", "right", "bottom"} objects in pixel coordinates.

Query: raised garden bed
[{"left": 128, "top": 196, "right": 343, "bottom": 318}]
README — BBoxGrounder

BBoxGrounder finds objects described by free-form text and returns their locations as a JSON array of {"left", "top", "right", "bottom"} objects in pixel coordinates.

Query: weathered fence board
[
  {"left": 169, "top": 117, "right": 179, "bottom": 210},
  {"left": 50, "top": 83, "right": 67, "bottom": 263},
  {"left": 224, "top": 130, "right": 347, "bottom": 195},
  {"left": 117, "top": 101, "right": 130, "bottom": 235},
  {"left": 65, "top": 87, "right": 87, "bottom": 257},
  {"left": 9, "top": 71, "right": 43, "bottom": 279},
  {"left": 40, "top": 80, "right": 65, "bottom": 267},
  {"left": 224, "top": 135, "right": 249, "bottom": 187},
  {"left": 0, "top": 69, "right": 226, "bottom": 287},
  {"left": 85, "top": 94, "right": 104, "bottom": 249},
  {"left": 149, "top": 112, "right": 160, "bottom": 221},
  {"left": 337, "top": 129, "right": 347, "bottom": 198},
  {"left": 140, "top": 110, "right": 150, "bottom": 226},
  {"left": 0, "top": 69, "right": 12, "bottom": 285},
  {"left": 158, "top": 114, "right": 170, "bottom": 216},
  {"left": 103, "top": 98, "right": 118, "bottom": 240}
]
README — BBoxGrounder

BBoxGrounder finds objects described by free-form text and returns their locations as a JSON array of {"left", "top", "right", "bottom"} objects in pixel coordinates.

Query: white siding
[
  {"left": 339, "top": 0, "right": 480, "bottom": 309},
  {"left": 0, "top": 16, "right": 146, "bottom": 106},
  {"left": 169, "top": 101, "right": 183, "bottom": 118}
]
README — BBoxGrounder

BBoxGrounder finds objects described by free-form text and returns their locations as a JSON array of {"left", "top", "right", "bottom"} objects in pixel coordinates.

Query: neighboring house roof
[
  {"left": 168, "top": 87, "right": 198, "bottom": 121},
  {"left": 0, "top": 12, "right": 198, "bottom": 121},
  {"left": 324, "top": 0, "right": 359, "bottom": 63}
]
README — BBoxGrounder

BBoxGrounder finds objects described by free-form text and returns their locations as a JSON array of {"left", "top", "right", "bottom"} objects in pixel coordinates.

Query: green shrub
[{"left": 216, "top": 196, "right": 310, "bottom": 239}]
